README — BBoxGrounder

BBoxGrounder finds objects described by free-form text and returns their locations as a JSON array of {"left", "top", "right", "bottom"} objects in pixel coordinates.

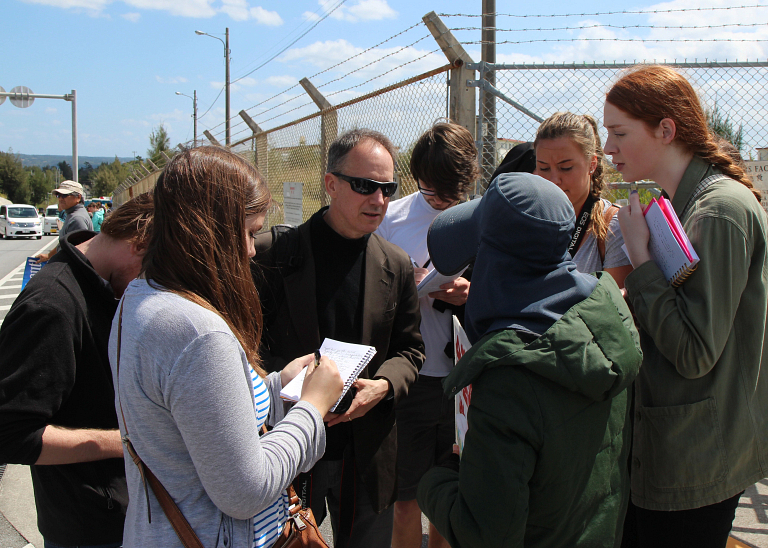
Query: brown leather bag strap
[{"left": 116, "top": 300, "right": 205, "bottom": 548}]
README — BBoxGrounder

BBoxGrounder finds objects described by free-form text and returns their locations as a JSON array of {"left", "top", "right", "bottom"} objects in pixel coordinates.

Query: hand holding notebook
[
  {"left": 280, "top": 338, "right": 377, "bottom": 412},
  {"left": 622, "top": 196, "right": 699, "bottom": 287}
]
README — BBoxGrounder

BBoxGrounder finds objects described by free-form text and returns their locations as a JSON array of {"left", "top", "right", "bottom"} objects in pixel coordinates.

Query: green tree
[
  {"left": 147, "top": 123, "right": 172, "bottom": 165},
  {"left": 706, "top": 103, "right": 744, "bottom": 154},
  {"left": 26, "top": 166, "right": 57, "bottom": 205},
  {"left": 91, "top": 157, "right": 130, "bottom": 198},
  {"left": 57, "top": 160, "right": 73, "bottom": 181},
  {"left": 0, "top": 150, "right": 30, "bottom": 203}
]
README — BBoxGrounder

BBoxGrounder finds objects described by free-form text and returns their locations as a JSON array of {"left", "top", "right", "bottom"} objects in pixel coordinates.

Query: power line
[{"left": 231, "top": 0, "right": 349, "bottom": 85}]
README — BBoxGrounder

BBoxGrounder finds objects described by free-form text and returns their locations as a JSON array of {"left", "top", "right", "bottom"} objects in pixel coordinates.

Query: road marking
[
  {"left": 0, "top": 294, "right": 17, "bottom": 300},
  {"left": 0, "top": 304, "right": 11, "bottom": 311},
  {"left": 0, "top": 284, "right": 21, "bottom": 290}
]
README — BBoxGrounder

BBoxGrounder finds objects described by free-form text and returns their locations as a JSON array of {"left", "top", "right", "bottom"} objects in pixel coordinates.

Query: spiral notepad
[
  {"left": 280, "top": 338, "right": 377, "bottom": 412},
  {"left": 643, "top": 197, "right": 700, "bottom": 287}
]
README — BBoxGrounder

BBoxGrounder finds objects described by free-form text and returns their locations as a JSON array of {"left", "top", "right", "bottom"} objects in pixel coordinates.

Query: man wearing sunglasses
[
  {"left": 253, "top": 128, "right": 424, "bottom": 548},
  {"left": 375, "top": 122, "right": 478, "bottom": 548}
]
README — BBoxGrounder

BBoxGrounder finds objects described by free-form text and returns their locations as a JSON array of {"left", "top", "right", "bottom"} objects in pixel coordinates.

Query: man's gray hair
[{"left": 326, "top": 129, "right": 397, "bottom": 175}]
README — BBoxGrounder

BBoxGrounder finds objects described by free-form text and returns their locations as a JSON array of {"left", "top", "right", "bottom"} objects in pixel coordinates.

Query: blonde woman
[{"left": 534, "top": 112, "right": 633, "bottom": 288}]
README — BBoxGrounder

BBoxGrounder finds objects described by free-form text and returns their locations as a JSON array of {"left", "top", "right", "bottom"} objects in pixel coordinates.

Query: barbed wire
[
  {"left": 451, "top": 22, "right": 768, "bottom": 33},
  {"left": 438, "top": 5, "right": 768, "bottom": 18},
  {"left": 325, "top": 48, "right": 442, "bottom": 98},
  {"left": 464, "top": 37, "right": 768, "bottom": 46},
  {"left": 317, "top": 34, "right": 432, "bottom": 91},
  {"left": 205, "top": 21, "right": 430, "bottom": 141}
]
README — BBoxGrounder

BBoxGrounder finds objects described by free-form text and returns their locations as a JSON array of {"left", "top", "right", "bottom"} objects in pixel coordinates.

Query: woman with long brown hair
[
  {"left": 534, "top": 112, "right": 633, "bottom": 288},
  {"left": 606, "top": 65, "right": 768, "bottom": 547},
  {"left": 110, "top": 146, "right": 343, "bottom": 547}
]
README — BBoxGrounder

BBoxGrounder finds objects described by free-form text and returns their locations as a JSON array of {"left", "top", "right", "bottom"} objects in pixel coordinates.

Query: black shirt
[{"left": 309, "top": 208, "right": 369, "bottom": 458}]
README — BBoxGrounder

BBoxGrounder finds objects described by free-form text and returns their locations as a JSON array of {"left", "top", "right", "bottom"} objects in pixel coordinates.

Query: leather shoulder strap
[{"left": 116, "top": 300, "right": 205, "bottom": 548}]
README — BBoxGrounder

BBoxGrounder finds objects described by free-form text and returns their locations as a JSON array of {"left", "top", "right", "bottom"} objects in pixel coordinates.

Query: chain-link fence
[
  {"left": 474, "top": 61, "right": 768, "bottom": 196},
  {"left": 230, "top": 66, "right": 451, "bottom": 229}
]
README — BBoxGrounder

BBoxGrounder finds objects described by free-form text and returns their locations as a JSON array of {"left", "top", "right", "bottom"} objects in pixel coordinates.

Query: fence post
[
  {"left": 423, "top": 12, "right": 476, "bottom": 140},
  {"left": 239, "top": 110, "right": 263, "bottom": 167},
  {"left": 480, "top": 0, "right": 496, "bottom": 192},
  {"left": 203, "top": 130, "right": 222, "bottom": 147},
  {"left": 300, "top": 77, "right": 335, "bottom": 207}
]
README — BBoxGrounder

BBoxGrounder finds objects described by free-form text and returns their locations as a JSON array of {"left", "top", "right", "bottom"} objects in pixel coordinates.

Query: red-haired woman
[
  {"left": 110, "top": 147, "right": 343, "bottom": 547},
  {"left": 606, "top": 65, "right": 768, "bottom": 547}
]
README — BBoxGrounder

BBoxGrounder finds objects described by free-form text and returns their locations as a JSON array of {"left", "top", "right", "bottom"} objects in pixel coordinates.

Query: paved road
[{"left": 0, "top": 235, "right": 57, "bottom": 328}]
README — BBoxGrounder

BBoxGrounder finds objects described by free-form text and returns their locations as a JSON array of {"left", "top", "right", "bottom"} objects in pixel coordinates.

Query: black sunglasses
[{"left": 332, "top": 172, "right": 398, "bottom": 198}]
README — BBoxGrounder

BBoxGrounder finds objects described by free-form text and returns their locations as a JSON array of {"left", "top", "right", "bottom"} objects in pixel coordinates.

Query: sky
[{"left": 1, "top": 0, "right": 767, "bottom": 160}]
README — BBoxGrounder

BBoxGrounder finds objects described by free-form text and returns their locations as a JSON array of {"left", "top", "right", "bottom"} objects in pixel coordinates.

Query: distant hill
[{"left": 16, "top": 154, "right": 134, "bottom": 169}]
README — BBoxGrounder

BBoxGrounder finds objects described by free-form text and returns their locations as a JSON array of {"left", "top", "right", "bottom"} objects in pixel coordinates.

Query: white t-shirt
[{"left": 376, "top": 192, "right": 455, "bottom": 377}]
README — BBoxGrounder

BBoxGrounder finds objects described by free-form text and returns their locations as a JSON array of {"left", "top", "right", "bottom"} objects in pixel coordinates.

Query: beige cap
[{"left": 53, "top": 180, "right": 84, "bottom": 196}]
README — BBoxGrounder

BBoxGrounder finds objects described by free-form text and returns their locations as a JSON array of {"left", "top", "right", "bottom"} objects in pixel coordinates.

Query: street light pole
[
  {"left": 195, "top": 28, "right": 231, "bottom": 146},
  {"left": 175, "top": 91, "right": 198, "bottom": 147}
]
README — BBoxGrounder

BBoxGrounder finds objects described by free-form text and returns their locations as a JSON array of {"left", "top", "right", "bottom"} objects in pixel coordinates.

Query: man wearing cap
[
  {"left": 375, "top": 122, "right": 476, "bottom": 548},
  {"left": 0, "top": 194, "right": 153, "bottom": 548},
  {"left": 35, "top": 180, "right": 93, "bottom": 262},
  {"left": 416, "top": 173, "right": 642, "bottom": 548},
  {"left": 253, "top": 128, "right": 424, "bottom": 548}
]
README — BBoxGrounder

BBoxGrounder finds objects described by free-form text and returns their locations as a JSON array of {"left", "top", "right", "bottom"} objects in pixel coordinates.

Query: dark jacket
[
  {"left": 625, "top": 156, "right": 768, "bottom": 510},
  {"left": 253, "top": 219, "right": 425, "bottom": 512},
  {"left": 0, "top": 231, "right": 127, "bottom": 545},
  {"left": 418, "top": 273, "right": 642, "bottom": 548}
]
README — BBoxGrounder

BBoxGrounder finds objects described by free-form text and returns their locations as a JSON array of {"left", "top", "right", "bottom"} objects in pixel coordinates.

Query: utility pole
[
  {"left": 225, "top": 28, "right": 230, "bottom": 146},
  {"left": 481, "top": 0, "right": 496, "bottom": 189},
  {"left": 193, "top": 90, "right": 198, "bottom": 147}
]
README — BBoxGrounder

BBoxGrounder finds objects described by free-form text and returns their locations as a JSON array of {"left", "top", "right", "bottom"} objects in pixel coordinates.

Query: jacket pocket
[{"left": 641, "top": 397, "right": 728, "bottom": 491}]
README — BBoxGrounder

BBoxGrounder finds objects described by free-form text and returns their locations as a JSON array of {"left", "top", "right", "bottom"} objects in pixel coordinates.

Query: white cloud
[
  {"left": 265, "top": 75, "right": 298, "bottom": 87},
  {"left": 321, "top": 0, "right": 397, "bottom": 23},
  {"left": 302, "top": 10, "right": 321, "bottom": 22},
  {"left": 156, "top": 76, "right": 189, "bottom": 84},
  {"left": 121, "top": 12, "right": 141, "bottom": 22},
  {"left": 46, "top": 107, "right": 58, "bottom": 114},
  {"left": 123, "top": 0, "right": 216, "bottom": 18},
  {"left": 21, "top": 0, "right": 109, "bottom": 10},
  {"left": 220, "top": 0, "right": 249, "bottom": 21},
  {"left": 250, "top": 6, "right": 282, "bottom": 26}
]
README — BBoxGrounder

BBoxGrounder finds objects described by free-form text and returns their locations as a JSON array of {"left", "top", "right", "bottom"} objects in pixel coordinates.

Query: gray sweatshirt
[{"left": 109, "top": 279, "right": 325, "bottom": 548}]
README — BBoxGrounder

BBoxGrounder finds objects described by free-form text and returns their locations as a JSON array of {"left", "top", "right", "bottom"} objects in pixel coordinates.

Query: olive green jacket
[
  {"left": 625, "top": 156, "right": 768, "bottom": 511},
  {"left": 418, "top": 273, "right": 642, "bottom": 547}
]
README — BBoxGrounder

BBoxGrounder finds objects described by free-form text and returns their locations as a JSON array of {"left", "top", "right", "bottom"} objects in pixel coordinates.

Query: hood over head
[{"left": 428, "top": 172, "right": 598, "bottom": 344}]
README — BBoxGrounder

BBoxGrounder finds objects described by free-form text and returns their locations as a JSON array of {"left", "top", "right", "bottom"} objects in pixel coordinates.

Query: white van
[
  {"left": 44, "top": 205, "right": 60, "bottom": 235},
  {"left": 0, "top": 204, "right": 43, "bottom": 239}
]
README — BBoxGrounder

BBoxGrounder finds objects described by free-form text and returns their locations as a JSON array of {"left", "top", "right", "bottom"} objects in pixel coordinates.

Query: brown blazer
[{"left": 252, "top": 217, "right": 425, "bottom": 512}]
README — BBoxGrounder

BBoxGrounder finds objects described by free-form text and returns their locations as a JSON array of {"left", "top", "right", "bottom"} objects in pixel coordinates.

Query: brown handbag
[{"left": 115, "top": 301, "right": 329, "bottom": 548}]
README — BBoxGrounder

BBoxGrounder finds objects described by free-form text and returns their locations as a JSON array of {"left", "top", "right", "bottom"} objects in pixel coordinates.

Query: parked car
[
  {"left": 0, "top": 204, "right": 43, "bottom": 239},
  {"left": 44, "top": 205, "right": 60, "bottom": 235}
]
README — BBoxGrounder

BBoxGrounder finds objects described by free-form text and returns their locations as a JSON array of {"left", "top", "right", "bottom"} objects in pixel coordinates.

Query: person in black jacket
[{"left": 0, "top": 193, "right": 154, "bottom": 548}]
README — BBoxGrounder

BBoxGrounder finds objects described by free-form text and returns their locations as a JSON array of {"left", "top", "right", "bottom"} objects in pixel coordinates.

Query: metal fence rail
[{"left": 473, "top": 61, "right": 768, "bottom": 191}]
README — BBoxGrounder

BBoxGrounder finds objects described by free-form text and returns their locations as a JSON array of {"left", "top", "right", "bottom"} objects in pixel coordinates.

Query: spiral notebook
[
  {"left": 643, "top": 197, "right": 700, "bottom": 287},
  {"left": 279, "top": 338, "right": 377, "bottom": 412}
]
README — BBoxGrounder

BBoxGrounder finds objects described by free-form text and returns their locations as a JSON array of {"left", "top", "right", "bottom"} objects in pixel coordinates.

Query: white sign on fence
[
  {"left": 283, "top": 182, "right": 304, "bottom": 227},
  {"left": 744, "top": 161, "right": 768, "bottom": 212}
]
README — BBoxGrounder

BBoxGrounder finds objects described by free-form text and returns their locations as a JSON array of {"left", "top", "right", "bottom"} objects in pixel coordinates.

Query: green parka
[{"left": 418, "top": 273, "right": 642, "bottom": 548}]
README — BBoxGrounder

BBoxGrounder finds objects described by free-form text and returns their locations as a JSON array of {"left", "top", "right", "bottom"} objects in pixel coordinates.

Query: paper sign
[
  {"left": 22, "top": 257, "right": 47, "bottom": 290},
  {"left": 453, "top": 315, "right": 472, "bottom": 456},
  {"left": 283, "top": 182, "right": 304, "bottom": 226}
]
